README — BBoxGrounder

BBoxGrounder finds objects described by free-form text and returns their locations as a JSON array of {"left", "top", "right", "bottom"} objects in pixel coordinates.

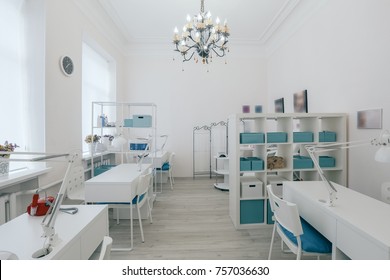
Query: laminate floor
[{"left": 108, "top": 177, "right": 324, "bottom": 260}]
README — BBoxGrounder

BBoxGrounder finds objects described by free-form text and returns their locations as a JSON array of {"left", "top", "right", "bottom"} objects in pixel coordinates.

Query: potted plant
[
  {"left": 84, "top": 134, "right": 101, "bottom": 153},
  {"left": 0, "top": 141, "right": 19, "bottom": 175}
]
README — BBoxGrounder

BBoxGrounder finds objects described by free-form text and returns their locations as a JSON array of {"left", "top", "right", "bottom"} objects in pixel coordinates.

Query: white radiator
[{"left": 0, "top": 194, "right": 9, "bottom": 225}]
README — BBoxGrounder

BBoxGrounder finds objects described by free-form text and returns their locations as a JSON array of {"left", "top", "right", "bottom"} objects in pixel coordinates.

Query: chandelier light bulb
[
  {"left": 211, "top": 27, "right": 216, "bottom": 33},
  {"left": 197, "top": 14, "right": 202, "bottom": 21},
  {"left": 216, "top": 17, "right": 220, "bottom": 24},
  {"left": 186, "top": 14, "right": 191, "bottom": 22},
  {"left": 224, "top": 19, "right": 228, "bottom": 26},
  {"left": 183, "top": 26, "right": 187, "bottom": 32},
  {"left": 221, "top": 36, "right": 225, "bottom": 41},
  {"left": 195, "top": 32, "right": 200, "bottom": 38},
  {"left": 174, "top": 27, "right": 178, "bottom": 34},
  {"left": 206, "top": 11, "right": 211, "bottom": 18}
]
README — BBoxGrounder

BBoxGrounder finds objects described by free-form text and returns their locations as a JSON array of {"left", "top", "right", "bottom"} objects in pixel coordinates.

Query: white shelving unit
[
  {"left": 90, "top": 102, "right": 157, "bottom": 175},
  {"left": 213, "top": 156, "right": 229, "bottom": 191},
  {"left": 228, "top": 113, "right": 347, "bottom": 229}
]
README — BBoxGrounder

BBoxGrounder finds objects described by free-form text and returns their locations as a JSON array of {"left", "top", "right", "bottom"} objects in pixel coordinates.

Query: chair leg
[
  {"left": 148, "top": 198, "right": 153, "bottom": 224},
  {"left": 268, "top": 223, "right": 276, "bottom": 260},
  {"left": 116, "top": 208, "right": 120, "bottom": 225},
  {"left": 137, "top": 205, "right": 144, "bottom": 243}
]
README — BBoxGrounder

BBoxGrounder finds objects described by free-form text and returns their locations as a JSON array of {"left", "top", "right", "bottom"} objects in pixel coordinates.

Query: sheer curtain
[{"left": 82, "top": 42, "right": 116, "bottom": 152}]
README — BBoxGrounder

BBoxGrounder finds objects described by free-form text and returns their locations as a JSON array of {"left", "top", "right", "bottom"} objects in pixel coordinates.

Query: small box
[
  {"left": 293, "top": 155, "right": 314, "bottom": 169},
  {"left": 133, "top": 115, "right": 152, "bottom": 127},
  {"left": 123, "top": 119, "right": 133, "bottom": 127},
  {"left": 240, "top": 199, "right": 265, "bottom": 224},
  {"left": 319, "top": 156, "right": 336, "bottom": 167},
  {"left": 267, "top": 132, "right": 288, "bottom": 143},
  {"left": 130, "top": 143, "right": 149, "bottom": 151},
  {"left": 293, "top": 132, "right": 314, "bottom": 143},
  {"left": 240, "top": 157, "right": 251, "bottom": 171},
  {"left": 240, "top": 132, "right": 265, "bottom": 144},
  {"left": 247, "top": 157, "right": 264, "bottom": 171},
  {"left": 241, "top": 177, "right": 264, "bottom": 199},
  {"left": 319, "top": 131, "right": 337, "bottom": 142}
]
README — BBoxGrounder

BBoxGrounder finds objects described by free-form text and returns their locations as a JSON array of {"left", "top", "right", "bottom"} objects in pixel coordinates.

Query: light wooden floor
[{"left": 108, "top": 177, "right": 319, "bottom": 260}]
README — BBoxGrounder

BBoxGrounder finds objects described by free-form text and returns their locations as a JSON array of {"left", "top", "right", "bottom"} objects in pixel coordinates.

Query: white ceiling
[{"left": 97, "top": 0, "right": 300, "bottom": 45}]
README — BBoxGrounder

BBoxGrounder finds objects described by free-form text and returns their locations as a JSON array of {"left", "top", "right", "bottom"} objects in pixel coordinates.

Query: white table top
[
  {"left": 0, "top": 205, "right": 108, "bottom": 259},
  {"left": 283, "top": 181, "right": 390, "bottom": 253},
  {"left": 85, "top": 163, "right": 151, "bottom": 184}
]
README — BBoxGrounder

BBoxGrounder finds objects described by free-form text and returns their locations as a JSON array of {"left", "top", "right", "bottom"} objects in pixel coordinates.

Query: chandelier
[{"left": 173, "top": 0, "right": 230, "bottom": 64}]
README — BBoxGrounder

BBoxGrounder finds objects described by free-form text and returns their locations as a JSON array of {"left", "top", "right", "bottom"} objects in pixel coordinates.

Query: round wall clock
[{"left": 60, "top": 55, "right": 74, "bottom": 76}]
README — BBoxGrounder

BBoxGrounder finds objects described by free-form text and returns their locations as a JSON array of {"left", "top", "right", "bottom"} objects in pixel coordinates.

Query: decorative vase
[
  {"left": 88, "top": 143, "right": 97, "bottom": 154},
  {"left": 0, "top": 161, "right": 10, "bottom": 176}
]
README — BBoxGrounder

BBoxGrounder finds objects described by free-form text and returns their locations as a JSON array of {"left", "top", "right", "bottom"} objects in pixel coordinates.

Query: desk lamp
[{"left": 305, "top": 130, "right": 390, "bottom": 206}]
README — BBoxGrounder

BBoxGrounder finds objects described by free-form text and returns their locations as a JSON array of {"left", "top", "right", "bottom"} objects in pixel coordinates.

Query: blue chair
[
  {"left": 267, "top": 184, "right": 332, "bottom": 260},
  {"left": 156, "top": 152, "right": 175, "bottom": 189}
]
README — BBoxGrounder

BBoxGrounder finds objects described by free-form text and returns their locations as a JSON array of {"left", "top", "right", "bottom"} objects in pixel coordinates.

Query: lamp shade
[{"left": 375, "top": 146, "right": 390, "bottom": 163}]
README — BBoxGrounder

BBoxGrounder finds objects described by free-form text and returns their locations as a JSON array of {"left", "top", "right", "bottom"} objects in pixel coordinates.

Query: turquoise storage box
[
  {"left": 293, "top": 155, "right": 314, "bottom": 169},
  {"left": 319, "top": 131, "right": 337, "bottom": 142},
  {"left": 94, "top": 164, "right": 116, "bottom": 176},
  {"left": 240, "top": 157, "right": 251, "bottom": 171},
  {"left": 319, "top": 156, "right": 336, "bottom": 167},
  {"left": 123, "top": 119, "right": 133, "bottom": 127},
  {"left": 240, "top": 132, "right": 265, "bottom": 144},
  {"left": 133, "top": 115, "right": 152, "bottom": 127},
  {"left": 267, "top": 200, "right": 274, "bottom": 224},
  {"left": 247, "top": 157, "right": 264, "bottom": 171},
  {"left": 240, "top": 199, "right": 265, "bottom": 224},
  {"left": 267, "top": 132, "right": 288, "bottom": 143},
  {"left": 293, "top": 132, "right": 314, "bottom": 143}
]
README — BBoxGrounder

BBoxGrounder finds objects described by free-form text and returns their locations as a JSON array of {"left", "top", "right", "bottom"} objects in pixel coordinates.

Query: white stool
[{"left": 381, "top": 182, "right": 390, "bottom": 204}]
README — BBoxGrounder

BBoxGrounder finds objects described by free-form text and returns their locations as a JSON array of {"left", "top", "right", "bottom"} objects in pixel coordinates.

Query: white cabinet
[
  {"left": 214, "top": 156, "right": 229, "bottom": 190},
  {"left": 228, "top": 113, "right": 347, "bottom": 229},
  {"left": 90, "top": 102, "right": 157, "bottom": 177}
]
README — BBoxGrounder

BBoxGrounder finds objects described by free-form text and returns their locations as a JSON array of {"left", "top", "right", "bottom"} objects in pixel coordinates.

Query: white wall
[
  {"left": 41, "top": 0, "right": 126, "bottom": 184},
  {"left": 267, "top": 0, "right": 390, "bottom": 200},
  {"left": 125, "top": 52, "right": 267, "bottom": 177}
]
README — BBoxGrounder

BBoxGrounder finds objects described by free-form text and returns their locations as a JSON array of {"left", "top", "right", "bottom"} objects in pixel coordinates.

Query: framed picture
[
  {"left": 274, "top": 98, "right": 284, "bottom": 113},
  {"left": 242, "top": 105, "right": 250, "bottom": 113},
  {"left": 294, "top": 90, "right": 308, "bottom": 113},
  {"left": 357, "top": 109, "right": 382, "bottom": 129},
  {"left": 254, "top": 105, "right": 262, "bottom": 113}
]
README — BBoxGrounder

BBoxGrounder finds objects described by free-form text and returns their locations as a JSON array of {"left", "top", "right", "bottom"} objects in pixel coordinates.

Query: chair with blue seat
[
  {"left": 109, "top": 171, "right": 153, "bottom": 245},
  {"left": 266, "top": 184, "right": 332, "bottom": 260},
  {"left": 156, "top": 152, "right": 175, "bottom": 190}
]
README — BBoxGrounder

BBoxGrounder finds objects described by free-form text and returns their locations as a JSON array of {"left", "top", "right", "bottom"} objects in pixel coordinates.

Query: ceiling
[{"left": 97, "top": 0, "right": 300, "bottom": 45}]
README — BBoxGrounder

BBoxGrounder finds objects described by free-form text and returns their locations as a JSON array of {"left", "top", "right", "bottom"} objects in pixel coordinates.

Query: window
[
  {"left": 0, "top": 0, "right": 27, "bottom": 151},
  {"left": 82, "top": 42, "right": 116, "bottom": 152}
]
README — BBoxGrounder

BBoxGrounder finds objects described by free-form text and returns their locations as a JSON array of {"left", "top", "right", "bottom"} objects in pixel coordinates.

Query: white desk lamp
[
  {"left": 305, "top": 130, "right": 390, "bottom": 206},
  {"left": 136, "top": 137, "right": 152, "bottom": 172},
  {"left": 0, "top": 151, "right": 81, "bottom": 258},
  {"left": 159, "top": 135, "right": 168, "bottom": 152}
]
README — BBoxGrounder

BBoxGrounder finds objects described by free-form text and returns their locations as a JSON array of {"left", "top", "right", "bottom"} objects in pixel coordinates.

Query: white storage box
[
  {"left": 241, "top": 177, "right": 263, "bottom": 199},
  {"left": 266, "top": 175, "right": 287, "bottom": 198}
]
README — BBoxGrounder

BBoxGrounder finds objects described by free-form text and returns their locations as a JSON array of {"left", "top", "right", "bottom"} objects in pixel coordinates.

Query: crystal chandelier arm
[{"left": 211, "top": 46, "right": 226, "bottom": 58}]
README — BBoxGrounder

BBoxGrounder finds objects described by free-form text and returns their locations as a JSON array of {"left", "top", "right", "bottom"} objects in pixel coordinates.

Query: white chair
[
  {"left": 156, "top": 152, "right": 175, "bottom": 189},
  {"left": 65, "top": 165, "right": 85, "bottom": 204},
  {"left": 267, "top": 184, "right": 332, "bottom": 260},
  {"left": 109, "top": 171, "right": 153, "bottom": 245},
  {"left": 98, "top": 236, "right": 113, "bottom": 260}
]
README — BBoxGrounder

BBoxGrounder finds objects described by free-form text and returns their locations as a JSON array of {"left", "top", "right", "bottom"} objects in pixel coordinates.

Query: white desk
[
  {"left": 283, "top": 181, "right": 390, "bottom": 259},
  {"left": 0, "top": 205, "right": 108, "bottom": 259},
  {"left": 84, "top": 163, "right": 151, "bottom": 250}
]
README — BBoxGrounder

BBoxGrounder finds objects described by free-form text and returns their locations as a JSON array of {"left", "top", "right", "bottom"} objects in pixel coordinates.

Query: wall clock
[{"left": 60, "top": 55, "right": 74, "bottom": 76}]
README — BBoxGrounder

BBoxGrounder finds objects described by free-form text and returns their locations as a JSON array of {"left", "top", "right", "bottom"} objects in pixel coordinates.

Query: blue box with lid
[
  {"left": 293, "top": 132, "right": 314, "bottom": 143},
  {"left": 133, "top": 115, "right": 152, "bottom": 127},
  {"left": 293, "top": 155, "right": 314, "bottom": 169},
  {"left": 319, "top": 156, "right": 336, "bottom": 167},
  {"left": 267, "top": 132, "right": 288, "bottom": 143},
  {"left": 319, "top": 131, "right": 337, "bottom": 142},
  {"left": 240, "top": 132, "right": 265, "bottom": 144}
]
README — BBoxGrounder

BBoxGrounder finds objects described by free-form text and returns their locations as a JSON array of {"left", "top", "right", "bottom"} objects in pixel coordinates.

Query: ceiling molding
[
  {"left": 258, "top": 0, "right": 301, "bottom": 44},
  {"left": 73, "top": 0, "right": 128, "bottom": 55}
]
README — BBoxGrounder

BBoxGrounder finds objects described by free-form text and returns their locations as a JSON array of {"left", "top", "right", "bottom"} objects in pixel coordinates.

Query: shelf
[{"left": 240, "top": 196, "right": 266, "bottom": 201}]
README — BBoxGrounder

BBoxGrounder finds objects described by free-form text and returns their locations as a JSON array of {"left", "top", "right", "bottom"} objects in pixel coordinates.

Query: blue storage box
[
  {"left": 240, "top": 157, "right": 251, "bottom": 171},
  {"left": 94, "top": 164, "right": 116, "bottom": 176},
  {"left": 293, "top": 155, "right": 314, "bottom": 169},
  {"left": 267, "top": 200, "right": 274, "bottom": 224},
  {"left": 133, "top": 115, "right": 152, "bottom": 127},
  {"left": 319, "top": 131, "right": 337, "bottom": 142},
  {"left": 247, "top": 157, "right": 264, "bottom": 171},
  {"left": 130, "top": 143, "right": 149, "bottom": 151},
  {"left": 293, "top": 132, "right": 314, "bottom": 143},
  {"left": 240, "top": 132, "right": 265, "bottom": 144},
  {"left": 123, "top": 119, "right": 133, "bottom": 127},
  {"left": 240, "top": 199, "right": 265, "bottom": 224},
  {"left": 267, "top": 132, "right": 288, "bottom": 143},
  {"left": 319, "top": 156, "right": 336, "bottom": 167}
]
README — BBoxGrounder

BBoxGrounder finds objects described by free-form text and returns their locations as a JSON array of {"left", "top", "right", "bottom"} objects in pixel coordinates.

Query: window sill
[{"left": 0, "top": 165, "right": 50, "bottom": 190}]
